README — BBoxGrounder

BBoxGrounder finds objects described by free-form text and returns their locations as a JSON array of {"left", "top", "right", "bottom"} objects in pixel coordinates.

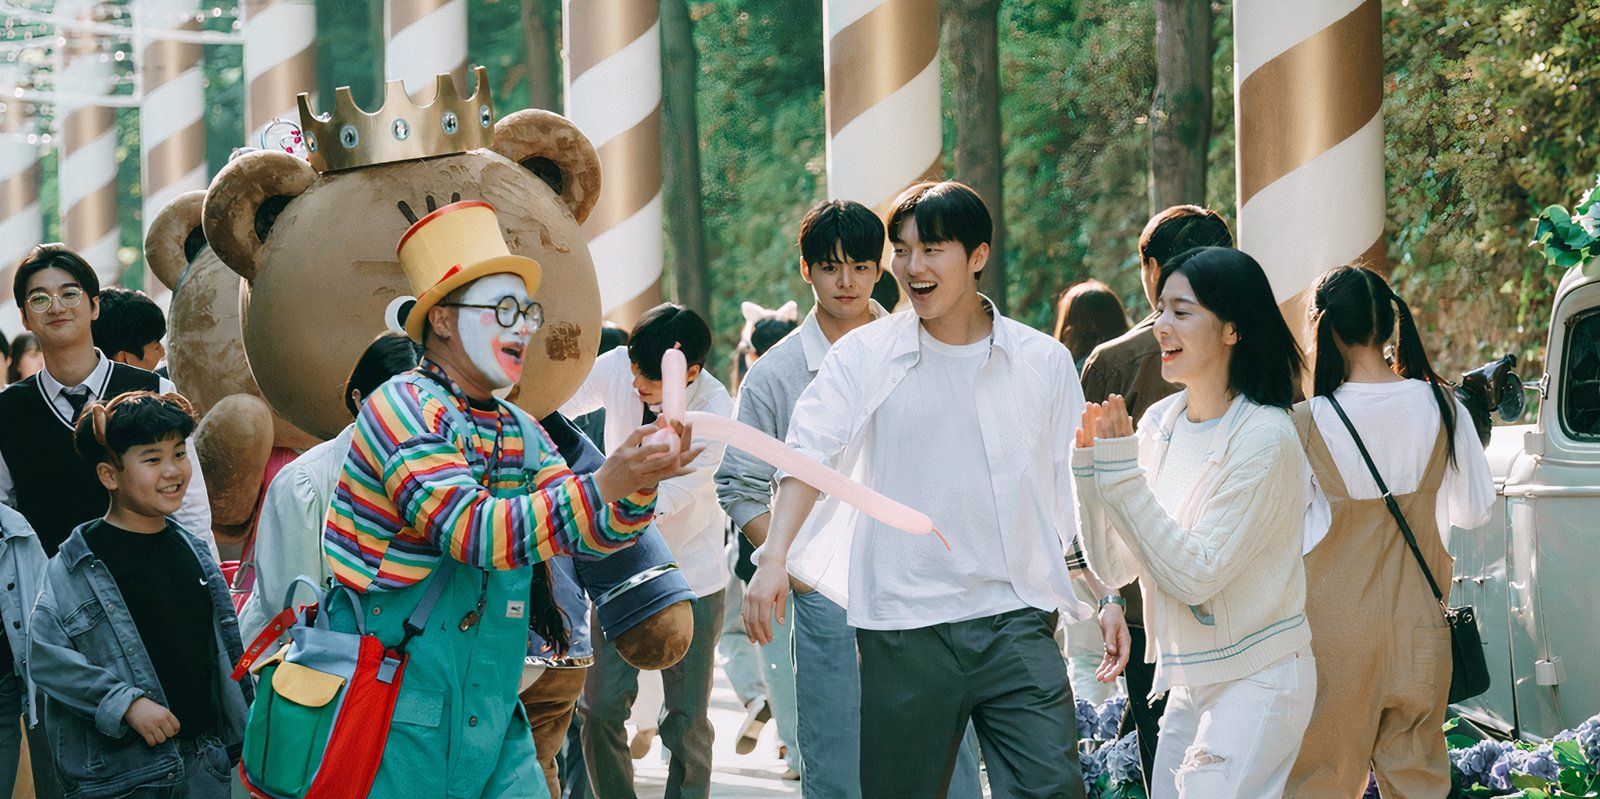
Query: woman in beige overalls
[{"left": 1287, "top": 266, "right": 1495, "bottom": 798}]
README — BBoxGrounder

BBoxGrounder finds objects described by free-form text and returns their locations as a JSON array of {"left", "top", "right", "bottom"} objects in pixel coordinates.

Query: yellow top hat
[{"left": 396, "top": 200, "right": 543, "bottom": 343}]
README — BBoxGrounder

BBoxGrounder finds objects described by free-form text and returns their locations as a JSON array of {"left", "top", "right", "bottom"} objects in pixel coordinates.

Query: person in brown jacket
[{"left": 1075, "top": 205, "right": 1232, "bottom": 786}]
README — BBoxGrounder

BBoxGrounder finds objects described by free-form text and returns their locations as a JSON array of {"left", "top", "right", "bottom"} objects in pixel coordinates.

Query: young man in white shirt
[
  {"left": 743, "top": 182, "right": 1129, "bottom": 798},
  {"left": 561, "top": 304, "right": 733, "bottom": 799}
]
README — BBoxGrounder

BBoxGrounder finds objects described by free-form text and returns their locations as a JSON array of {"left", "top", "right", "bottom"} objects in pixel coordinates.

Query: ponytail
[
  {"left": 1308, "top": 265, "right": 1457, "bottom": 464},
  {"left": 1390, "top": 290, "right": 1458, "bottom": 464}
]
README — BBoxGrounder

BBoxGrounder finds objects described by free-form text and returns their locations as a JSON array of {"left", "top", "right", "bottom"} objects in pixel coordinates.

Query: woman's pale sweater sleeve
[
  {"left": 1091, "top": 429, "right": 1304, "bottom": 606},
  {"left": 1071, "top": 445, "right": 1141, "bottom": 588}
]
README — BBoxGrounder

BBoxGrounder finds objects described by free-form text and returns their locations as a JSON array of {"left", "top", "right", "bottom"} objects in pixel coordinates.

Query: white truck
[{"left": 1451, "top": 261, "right": 1600, "bottom": 738}]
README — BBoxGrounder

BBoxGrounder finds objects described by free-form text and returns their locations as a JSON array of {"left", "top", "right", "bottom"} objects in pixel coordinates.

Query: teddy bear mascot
[
  {"left": 193, "top": 68, "right": 696, "bottom": 795},
  {"left": 143, "top": 191, "right": 319, "bottom": 552}
]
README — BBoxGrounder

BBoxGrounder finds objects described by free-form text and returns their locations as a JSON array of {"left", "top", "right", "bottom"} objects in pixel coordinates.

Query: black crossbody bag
[{"left": 1326, "top": 396, "right": 1491, "bottom": 703}]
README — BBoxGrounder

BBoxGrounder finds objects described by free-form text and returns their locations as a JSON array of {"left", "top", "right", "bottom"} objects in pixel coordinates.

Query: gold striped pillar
[
  {"left": 385, "top": 0, "right": 469, "bottom": 102},
  {"left": 1235, "top": 0, "right": 1385, "bottom": 313},
  {"left": 824, "top": 0, "right": 941, "bottom": 219},
  {"left": 243, "top": 0, "right": 317, "bottom": 146},
  {"left": 564, "top": 0, "right": 663, "bottom": 325},
  {"left": 0, "top": 97, "right": 42, "bottom": 336},
  {"left": 137, "top": 0, "right": 206, "bottom": 303},
  {"left": 58, "top": 8, "right": 121, "bottom": 286}
]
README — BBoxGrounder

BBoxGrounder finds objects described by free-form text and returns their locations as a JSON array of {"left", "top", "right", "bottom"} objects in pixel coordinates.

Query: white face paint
[{"left": 456, "top": 273, "right": 535, "bottom": 389}]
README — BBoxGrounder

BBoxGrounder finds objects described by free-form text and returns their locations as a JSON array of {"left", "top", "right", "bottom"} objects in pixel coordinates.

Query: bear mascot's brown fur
[{"left": 144, "top": 192, "right": 320, "bottom": 547}]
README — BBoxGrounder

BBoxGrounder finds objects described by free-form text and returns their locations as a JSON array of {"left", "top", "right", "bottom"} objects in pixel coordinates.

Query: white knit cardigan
[{"left": 1072, "top": 391, "right": 1311, "bottom": 698}]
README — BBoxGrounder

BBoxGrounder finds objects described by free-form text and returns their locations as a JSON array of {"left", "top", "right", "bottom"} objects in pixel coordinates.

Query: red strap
[{"left": 231, "top": 605, "right": 300, "bottom": 681}]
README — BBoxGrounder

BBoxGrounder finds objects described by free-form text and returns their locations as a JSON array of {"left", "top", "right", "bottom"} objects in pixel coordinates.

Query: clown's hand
[{"left": 595, "top": 423, "right": 705, "bottom": 503}]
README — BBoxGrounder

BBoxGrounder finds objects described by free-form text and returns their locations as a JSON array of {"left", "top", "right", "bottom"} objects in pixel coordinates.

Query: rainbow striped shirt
[{"left": 324, "top": 362, "right": 655, "bottom": 592}]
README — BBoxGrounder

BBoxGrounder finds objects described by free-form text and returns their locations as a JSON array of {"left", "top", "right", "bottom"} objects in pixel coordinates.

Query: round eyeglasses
[
  {"left": 25, "top": 287, "right": 86, "bottom": 315},
  {"left": 440, "top": 297, "right": 545, "bottom": 331}
]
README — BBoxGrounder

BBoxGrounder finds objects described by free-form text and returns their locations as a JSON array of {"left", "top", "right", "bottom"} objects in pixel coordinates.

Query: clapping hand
[{"left": 1077, "top": 395, "right": 1135, "bottom": 446}]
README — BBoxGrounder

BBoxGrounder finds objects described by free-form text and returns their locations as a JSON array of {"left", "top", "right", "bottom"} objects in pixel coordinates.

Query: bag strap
[
  {"left": 1325, "top": 395, "right": 1446, "bottom": 604},
  {"left": 391, "top": 556, "right": 457, "bottom": 656}
]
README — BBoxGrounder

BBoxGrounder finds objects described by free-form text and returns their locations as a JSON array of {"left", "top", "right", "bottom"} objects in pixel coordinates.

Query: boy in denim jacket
[{"left": 29, "top": 392, "right": 250, "bottom": 798}]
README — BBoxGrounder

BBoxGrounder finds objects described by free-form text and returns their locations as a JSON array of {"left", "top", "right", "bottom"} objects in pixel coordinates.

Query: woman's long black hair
[
  {"left": 1309, "top": 265, "right": 1457, "bottom": 463},
  {"left": 1157, "top": 247, "right": 1303, "bottom": 409}
]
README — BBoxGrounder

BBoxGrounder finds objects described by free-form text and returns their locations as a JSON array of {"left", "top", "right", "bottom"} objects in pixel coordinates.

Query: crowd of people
[{"left": 0, "top": 180, "right": 1494, "bottom": 799}]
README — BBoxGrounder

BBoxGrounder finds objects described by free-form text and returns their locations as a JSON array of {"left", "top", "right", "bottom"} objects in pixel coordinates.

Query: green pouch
[{"left": 242, "top": 653, "right": 345, "bottom": 796}]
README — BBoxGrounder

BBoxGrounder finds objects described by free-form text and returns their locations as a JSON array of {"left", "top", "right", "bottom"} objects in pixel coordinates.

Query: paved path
[{"left": 634, "top": 671, "right": 799, "bottom": 798}]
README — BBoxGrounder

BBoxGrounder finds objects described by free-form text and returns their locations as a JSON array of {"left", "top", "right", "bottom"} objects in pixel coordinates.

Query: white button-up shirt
[
  {"left": 560, "top": 347, "right": 733, "bottom": 597},
  {"left": 0, "top": 350, "right": 217, "bottom": 560},
  {"left": 780, "top": 300, "right": 1093, "bottom": 629}
]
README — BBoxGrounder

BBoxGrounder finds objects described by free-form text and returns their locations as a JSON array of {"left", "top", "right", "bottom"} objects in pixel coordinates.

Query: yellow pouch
[{"left": 270, "top": 661, "right": 346, "bottom": 708}]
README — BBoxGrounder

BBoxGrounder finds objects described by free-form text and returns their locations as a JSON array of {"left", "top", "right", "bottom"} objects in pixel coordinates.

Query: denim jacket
[
  {"left": 0, "top": 504, "right": 48, "bottom": 726},
  {"left": 28, "top": 521, "right": 253, "bottom": 799}
]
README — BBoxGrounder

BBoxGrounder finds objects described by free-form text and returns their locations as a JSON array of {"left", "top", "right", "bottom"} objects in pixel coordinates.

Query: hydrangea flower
[
  {"left": 1452, "top": 740, "right": 1513, "bottom": 789},
  {"left": 1075, "top": 698, "right": 1103, "bottom": 742},
  {"left": 1102, "top": 732, "right": 1144, "bottom": 786},
  {"left": 1097, "top": 696, "right": 1129, "bottom": 741}
]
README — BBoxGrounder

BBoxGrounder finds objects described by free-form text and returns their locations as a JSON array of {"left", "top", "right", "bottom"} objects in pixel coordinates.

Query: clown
[{"left": 319, "top": 200, "right": 700, "bottom": 797}]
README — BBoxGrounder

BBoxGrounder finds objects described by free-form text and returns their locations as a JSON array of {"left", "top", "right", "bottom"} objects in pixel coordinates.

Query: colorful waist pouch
[{"left": 232, "top": 561, "right": 456, "bottom": 798}]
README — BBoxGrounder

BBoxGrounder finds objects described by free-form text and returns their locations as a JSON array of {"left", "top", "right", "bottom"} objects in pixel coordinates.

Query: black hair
[
  {"left": 1053, "top": 279, "right": 1129, "bottom": 361},
  {"left": 750, "top": 318, "right": 796, "bottom": 357},
  {"left": 1139, "top": 206, "right": 1234, "bottom": 267},
  {"left": 886, "top": 181, "right": 993, "bottom": 277},
  {"left": 91, "top": 287, "right": 166, "bottom": 362},
  {"left": 597, "top": 323, "right": 629, "bottom": 356},
  {"left": 13, "top": 243, "right": 100, "bottom": 309},
  {"left": 1157, "top": 247, "right": 1303, "bottom": 409},
  {"left": 628, "top": 303, "right": 712, "bottom": 380},
  {"left": 73, "top": 390, "right": 198, "bottom": 467},
  {"left": 0, "top": 330, "right": 9, "bottom": 362},
  {"left": 345, "top": 332, "right": 421, "bottom": 418},
  {"left": 798, "top": 200, "right": 885, "bottom": 267},
  {"left": 6, "top": 333, "right": 37, "bottom": 384},
  {"left": 1310, "top": 265, "right": 1457, "bottom": 463}
]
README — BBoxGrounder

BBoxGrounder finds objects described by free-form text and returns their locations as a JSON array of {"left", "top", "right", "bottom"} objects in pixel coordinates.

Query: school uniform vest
[{"left": 0, "top": 366, "right": 161, "bottom": 555}]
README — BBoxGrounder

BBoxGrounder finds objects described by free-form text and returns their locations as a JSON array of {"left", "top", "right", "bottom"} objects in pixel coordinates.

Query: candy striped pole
[
  {"left": 565, "top": 0, "right": 663, "bottom": 324},
  {"left": 58, "top": 7, "right": 121, "bottom": 286},
  {"left": 137, "top": 0, "right": 206, "bottom": 302},
  {"left": 385, "top": 0, "right": 468, "bottom": 102},
  {"left": 1234, "top": 0, "right": 1385, "bottom": 314},
  {"left": 243, "top": 0, "right": 316, "bottom": 146},
  {"left": 0, "top": 97, "right": 41, "bottom": 336},
  {"left": 824, "top": 0, "right": 942, "bottom": 219}
]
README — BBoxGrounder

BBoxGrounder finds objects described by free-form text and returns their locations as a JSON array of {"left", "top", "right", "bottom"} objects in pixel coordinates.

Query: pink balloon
[{"left": 658, "top": 351, "right": 945, "bottom": 546}]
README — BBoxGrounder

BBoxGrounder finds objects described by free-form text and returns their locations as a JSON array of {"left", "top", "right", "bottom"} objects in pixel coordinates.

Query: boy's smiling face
[{"left": 97, "top": 436, "right": 192, "bottom": 519}]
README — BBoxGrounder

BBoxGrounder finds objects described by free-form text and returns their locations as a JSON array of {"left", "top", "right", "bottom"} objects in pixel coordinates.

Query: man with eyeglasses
[
  {"left": 0, "top": 243, "right": 216, "bottom": 799},
  {"left": 0, "top": 244, "right": 214, "bottom": 558},
  {"left": 559, "top": 303, "right": 734, "bottom": 799}
]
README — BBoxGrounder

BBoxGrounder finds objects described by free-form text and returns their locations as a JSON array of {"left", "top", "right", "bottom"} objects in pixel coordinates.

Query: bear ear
[
  {"left": 775, "top": 300, "right": 799, "bottom": 322},
  {"left": 143, "top": 190, "right": 209, "bottom": 292},
  {"left": 740, "top": 301, "right": 764, "bottom": 324},
  {"left": 201, "top": 150, "right": 317, "bottom": 283},
  {"left": 490, "top": 109, "right": 602, "bottom": 225}
]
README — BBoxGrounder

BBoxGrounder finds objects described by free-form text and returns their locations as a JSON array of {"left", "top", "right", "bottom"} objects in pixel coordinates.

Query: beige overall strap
[
  {"left": 1293, "top": 401, "right": 1351, "bottom": 502},
  {"left": 1417, "top": 416, "right": 1453, "bottom": 495}
]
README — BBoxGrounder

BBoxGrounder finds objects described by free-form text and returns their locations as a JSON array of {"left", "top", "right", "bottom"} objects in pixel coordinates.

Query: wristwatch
[{"left": 1097, "top": 594, "right": 1127, "bottom": 611}]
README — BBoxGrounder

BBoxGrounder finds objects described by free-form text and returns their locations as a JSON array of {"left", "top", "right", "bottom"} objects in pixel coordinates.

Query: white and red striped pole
[
  {"left": 58, "top": 5, "right": 121, "bottom": 286},
  {"left": 136, "top": 0, "right": 206, "bottom": 302},
  {"left": 385, "top": 0, "right": 469, "bottom": 101},
  {"left": 243, "top": 0, "right": 316, "bottom": 146},
  {"left": 824, "top": 0, "right": 942, "bottom": 218},
  {"left": 564, "top": 0, "right": 663, "bottom": 325}
]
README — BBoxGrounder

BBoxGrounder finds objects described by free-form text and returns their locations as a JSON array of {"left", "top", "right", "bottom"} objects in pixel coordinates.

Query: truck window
[{"left": 1566, "top": 310, "right": 1600, "bottom": 438}]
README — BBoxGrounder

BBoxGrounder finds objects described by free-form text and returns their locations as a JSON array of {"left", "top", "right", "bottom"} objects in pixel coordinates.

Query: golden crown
[{"left": 296, "top": 66, "right": 495, "bottom": 173}]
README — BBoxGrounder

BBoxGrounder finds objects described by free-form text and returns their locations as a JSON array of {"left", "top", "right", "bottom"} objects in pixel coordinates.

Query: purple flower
[
  {"left": 1096, "top": 696, "right": 1129, "bottom": 741},
  {"left": 1451, "top": 740, "right": 1513, "bottom": 789},
  {"left": 1103, "top": 732, "right": 1144, "bottom": 786},
  {"left": 1362, "top": 772, "right": 1380, "bottom": 798},
  {"left": 1075, "top": 698, "right": 1102, "bottom": 742}
]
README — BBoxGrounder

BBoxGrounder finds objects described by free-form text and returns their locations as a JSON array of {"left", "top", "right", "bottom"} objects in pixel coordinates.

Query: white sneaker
[{"left": 735, "top": 698, "right": 771, "bottom": 755}]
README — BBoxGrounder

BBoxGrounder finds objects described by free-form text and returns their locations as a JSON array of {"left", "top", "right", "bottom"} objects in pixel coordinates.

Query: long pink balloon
[{"left": 655, "top": 350, "right": 947, "bottom": 547}]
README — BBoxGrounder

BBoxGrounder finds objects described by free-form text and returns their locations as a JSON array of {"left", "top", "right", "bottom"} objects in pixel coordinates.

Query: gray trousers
[
  {"left": 580, "top": 591, "right": 725, "bottom": 799},
  {"left": 857, "top": 607, "right": 1086, "bottom": 799}
]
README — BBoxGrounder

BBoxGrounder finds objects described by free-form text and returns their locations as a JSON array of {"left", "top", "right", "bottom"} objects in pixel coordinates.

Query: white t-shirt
[
  {"left": 854, "top": 327, "right": 1026, "bottom": 629},
  {"left": 1154, "top": 412, "right": 1222, "bottom": 519},
  {"left": 1304, "top": 379, "right": 1496, "bottom": 551}
]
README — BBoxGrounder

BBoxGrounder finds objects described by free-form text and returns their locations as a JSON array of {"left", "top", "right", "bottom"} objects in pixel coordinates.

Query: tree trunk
[
  {"left": 941, "top": 0, "right": 1006, "bottom": 313},
  {"left": 520, "top": 0, "right": 561, "bottom": 110},
  {"left": 659, "top": 0, "right": 711, "bottom": 318},
  {"left": 1149, "top": 0, "right": 1212, "bottom": 212}
]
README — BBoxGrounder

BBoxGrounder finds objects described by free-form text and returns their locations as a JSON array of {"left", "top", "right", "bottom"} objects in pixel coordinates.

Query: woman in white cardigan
[{"left": 1074, "top": 246, "right": 1314, "bottom": 799}]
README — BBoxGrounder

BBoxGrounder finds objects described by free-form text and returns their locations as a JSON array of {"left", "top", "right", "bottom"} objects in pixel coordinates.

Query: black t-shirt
[{"left": 82, "top": 520, "right": 219, "bottom": 738}]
